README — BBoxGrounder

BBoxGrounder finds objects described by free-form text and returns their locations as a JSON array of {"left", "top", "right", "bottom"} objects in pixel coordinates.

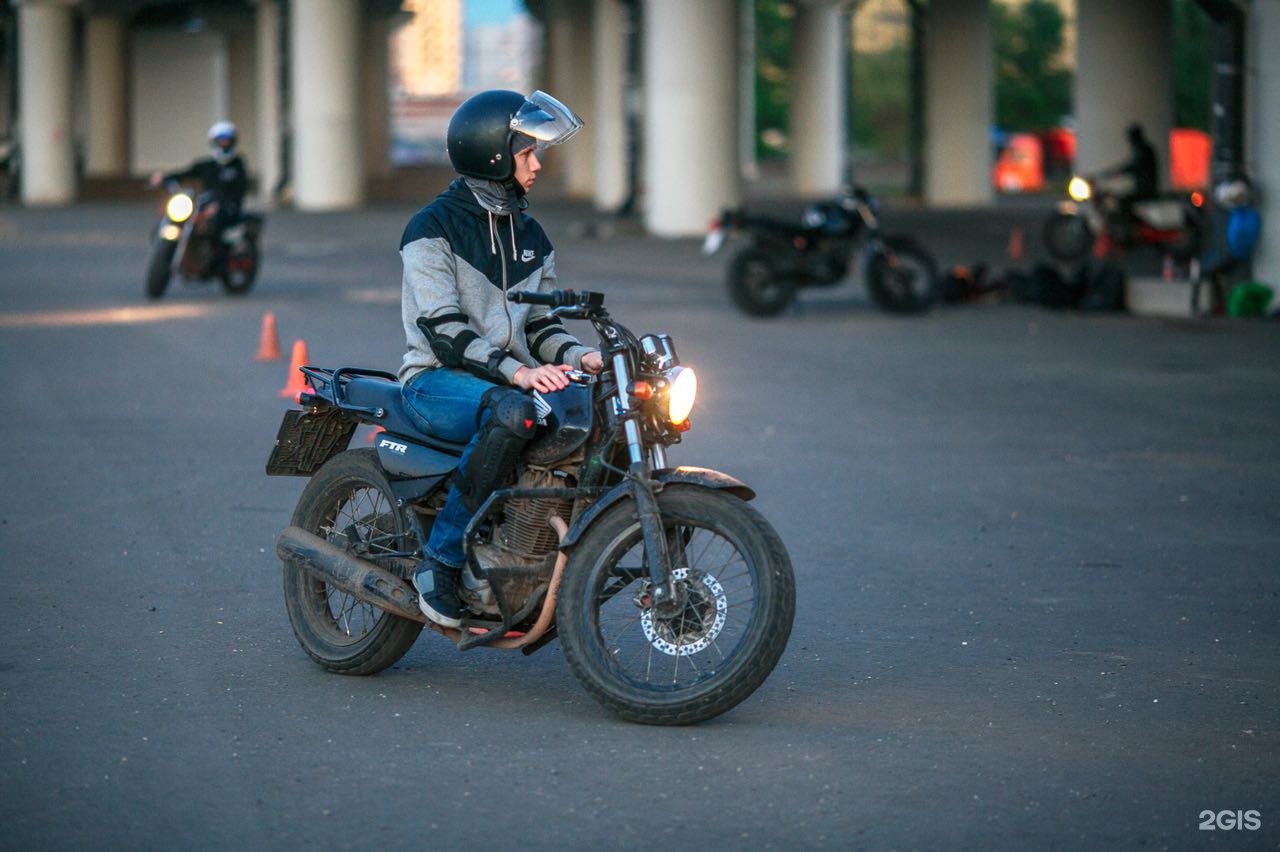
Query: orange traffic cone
[
  {"left": 278, "top": 339, "right": 310, "bottom": 399},
  {"left": 254, "top": 311, "right": 282, "bottom": 361},
  {"left": 1007, "top": 227, "right": 1025, "bottom": 261}
]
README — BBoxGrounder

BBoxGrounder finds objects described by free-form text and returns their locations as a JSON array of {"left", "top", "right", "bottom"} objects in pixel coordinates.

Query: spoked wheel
[
  {"left": 283, "top": 449, "right": 423, "bottom": 674},
  {"left": 558, "top": 486, "right": 795, "bottom": 725},
  {"left": 1043, "top": 212, "right": 1093, "bottom": 262},
  {"left": 866, "top": 236, "right": 939, "bottom": 314},
  {"left": 145, "top": 239, "right": 176, "bottom": 300},
  {"left": 220, "top": 238, "right": 258, "bottom": 295},
  {"left": 726, "top": 249, "right": 796, "bottom": 317}
]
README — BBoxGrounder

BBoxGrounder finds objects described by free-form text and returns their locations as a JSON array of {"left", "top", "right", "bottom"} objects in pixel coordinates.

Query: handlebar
[{"left": 507, "top": 289, "right": 604, "bottom": 310}]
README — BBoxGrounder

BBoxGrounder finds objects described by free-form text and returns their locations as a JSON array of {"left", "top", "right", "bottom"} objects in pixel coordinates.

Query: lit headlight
[
  {"left": 1067, "top": 176, "right": 1091, "bottom": 202},
  {"left": 166, "top": 193, "right": 194, "bottom": 223},
  {"left": 664, "top": 366, "right": 697, "bottom": 425}
]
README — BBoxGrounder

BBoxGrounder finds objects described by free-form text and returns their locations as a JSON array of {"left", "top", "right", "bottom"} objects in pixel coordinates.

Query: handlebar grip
[{"left": 507, "top": 289, "right": 576, "bottom": 307}]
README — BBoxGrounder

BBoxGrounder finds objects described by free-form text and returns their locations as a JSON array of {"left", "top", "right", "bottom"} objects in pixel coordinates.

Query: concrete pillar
[
  {"left": 84, "top": 16, "right": 127, "bottom": 177},
  {"left": 289, "top": 0, "right": 363, "bottom": 209},
  {"left": 592, "top": 0, "right": 628, "bottom": 210},
  {"left": 362, "top": 15, "right": 392, "bottom": 181},
  {"left": 547, "top": 0, "right": 595, "bottom": 199},
  {"left": 1075, "top": 0, "right": 1172, "bottom": 182},
  {"left": 256, "top": 0, "right": 282, "bottom": 203},
  {"left": 16, "top": 0, "right": 76, "bottom": 204},
  {"left": 922, "top": 0, "right": 992, "bottom": 206},
  {"left": 643, "top": 0, "right": 739, "bottom": 236},
  {"left": 790, "top": 1, "right": 845, "bottom": 196},
  {"left": 1249, "top": 0, "right": 1280, "bottom": 290}
]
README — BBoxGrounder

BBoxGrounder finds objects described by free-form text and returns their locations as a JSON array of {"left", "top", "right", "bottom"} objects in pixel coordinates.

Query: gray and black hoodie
[{"left": 398, "top": 178, "right": 595, "bottom": 385}]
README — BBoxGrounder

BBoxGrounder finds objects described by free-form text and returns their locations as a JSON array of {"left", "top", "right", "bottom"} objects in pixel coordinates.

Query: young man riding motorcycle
[
  {"left": 398, "top": 90, "right": 605, "bottom": 628},
  {"left": 149, "top": 121, "right": 248, "bottom": 249}
]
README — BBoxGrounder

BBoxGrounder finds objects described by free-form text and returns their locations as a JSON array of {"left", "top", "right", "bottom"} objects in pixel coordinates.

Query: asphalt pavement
[{"left": 0, "top": 196, "right": 1277, "bottom": 849}]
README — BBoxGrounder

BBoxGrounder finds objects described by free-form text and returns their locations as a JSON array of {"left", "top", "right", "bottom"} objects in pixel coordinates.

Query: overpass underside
[{"left": 4, "top": 0, "right": 1277, "bottom": 285}]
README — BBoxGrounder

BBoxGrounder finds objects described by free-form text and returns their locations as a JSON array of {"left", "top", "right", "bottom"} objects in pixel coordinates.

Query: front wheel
[
  {"left": 220, "top": 237, "right": 259, "bottom": 295},
  {"left": 145, "top": 239, "right": 176, "bottom": 300},
  {"left": 726, "top": 249, "right": 796, "bottom": 317},
  {"left": 282, "top": 449, "right": 424, "bottom": 675},
  {"left": 866, "top": 236, "right": 938, "bottom": 314},
  {"left": 557, "top": 486, "right": 795, "bottom": 725},
  {"left": 1043, "top": 211, "right": 1093, "bottom": 262}
]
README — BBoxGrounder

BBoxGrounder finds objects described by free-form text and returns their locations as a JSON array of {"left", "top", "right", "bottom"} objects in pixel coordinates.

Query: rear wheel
[
  {"left": 726, "top": 249, "right": 796, "bottom": 317},
  {"left": 866, "top": 236, "right": 938, "bottom": 314},
  {"left": 220, "top": 237, "right": 258, "bottom": 295},
  {"left": 282, "top": 449, "right": 423, "bottom": 674},
  {"left": 557, "top": 486, "right": 795, "bottom": 725},
  {"left": 1044, "top": 211, "right": 1093, "bottom": 262},
  {"left": 145, "top": 239, "right": 176, "bottom": 300}
]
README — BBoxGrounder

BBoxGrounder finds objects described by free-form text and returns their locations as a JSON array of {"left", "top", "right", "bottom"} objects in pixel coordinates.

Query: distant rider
[
  {"left": 397, "top": 90, "right": 604, "bottom": 628},
  {"left": 1100, "top": 123, "right": 1158, "bottom": 212},
  {"left": 149, "top": 121, "right": 248, "bottom": 243}
]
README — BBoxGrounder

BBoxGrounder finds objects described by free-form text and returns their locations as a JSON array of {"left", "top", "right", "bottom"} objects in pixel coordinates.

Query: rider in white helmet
[{"left": 149, "top": 121, "right": 249, "bottom": 243}]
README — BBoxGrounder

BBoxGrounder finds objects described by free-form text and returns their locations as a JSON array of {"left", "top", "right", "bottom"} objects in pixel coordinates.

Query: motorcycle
[
  {"left": 266, "top": 288, "right": 796, "bottom": 725},
  {"left": 1043, "top": 174, "right": 1204, "bottom": 263},
  {"left": 703, "top": 186, "right": 939, "bottom": 316},
  {"left": 146, "top": 179, "right": 262, "bottom": 299}
]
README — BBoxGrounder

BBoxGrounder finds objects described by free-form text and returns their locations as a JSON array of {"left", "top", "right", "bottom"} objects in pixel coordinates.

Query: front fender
[{"left": 561, "top": 466, "right": 755, "bottom": 550}]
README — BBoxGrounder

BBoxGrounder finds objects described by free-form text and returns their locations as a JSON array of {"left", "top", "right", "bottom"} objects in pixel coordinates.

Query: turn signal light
[{"left": 630, "top": 381, "right": 654, "bottom": 400}]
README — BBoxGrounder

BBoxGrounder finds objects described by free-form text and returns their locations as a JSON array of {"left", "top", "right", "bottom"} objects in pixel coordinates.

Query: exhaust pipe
[{"left": 276, "top": 526, "right": 427, "bottom": 624}]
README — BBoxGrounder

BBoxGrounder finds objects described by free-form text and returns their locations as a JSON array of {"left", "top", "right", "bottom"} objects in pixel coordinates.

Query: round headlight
[
  {"left": 1067, "top": 176, "right": 1091, "bottom": 202},
  {"left": 166, "top": 193, "right": 195, "bottom": 223},
  {"left": 665, "top": 366, "right": 697, "bottom": 425}
]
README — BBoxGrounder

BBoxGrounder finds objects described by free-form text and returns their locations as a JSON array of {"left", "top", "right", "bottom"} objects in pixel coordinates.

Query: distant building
[
  {"left": 390, "top": 0, "right": 541, "bottom": 165},
  {"left": 391, "top": 0, "right": 463, "bottom": 96}
]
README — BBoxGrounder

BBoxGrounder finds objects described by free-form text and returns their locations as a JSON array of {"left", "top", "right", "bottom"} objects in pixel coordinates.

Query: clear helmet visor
[{"left": 509, "top": 90, "right": 583, "bottom": 149}]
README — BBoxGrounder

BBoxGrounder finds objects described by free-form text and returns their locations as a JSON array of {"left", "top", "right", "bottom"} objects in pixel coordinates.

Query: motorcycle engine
[
  {"left": 460, "top": 465, "right": 575, "bottom": 618},
  {"left": 498, "top": 466, "right": 574, "bottom": 555}
]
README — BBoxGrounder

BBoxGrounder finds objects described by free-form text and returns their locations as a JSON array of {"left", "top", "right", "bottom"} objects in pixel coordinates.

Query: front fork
[
  {"left": 160, "top": 218, "right": 193, "bottom": 275},
  {"left": 610, "top": 350, "right": 680, "bottom": 611}
]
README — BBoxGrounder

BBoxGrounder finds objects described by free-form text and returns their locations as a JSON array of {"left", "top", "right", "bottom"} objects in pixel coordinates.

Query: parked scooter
[
  {"left": 704, "top": 186, "right": 939, "bottom": 316},
  {"left": 1043, "top": 174, "right": 1204, "bottom": 263},
  {"left": 145, "top": 179, "right": 263, "bottom": 299}
]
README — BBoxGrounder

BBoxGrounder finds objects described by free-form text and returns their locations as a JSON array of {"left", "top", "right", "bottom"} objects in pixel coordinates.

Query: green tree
[
  {"left": 851, "top": 41, "right": 910, "bottom": 161},
  {"left": 993, "top": 0, "right": 1071, "bottom": 131},
  {"left": 755, "top": 0, "right": 794, "bottom": 158},
  {"left": 1172, "top": 0, "right": 1212, "bottom": 130}
]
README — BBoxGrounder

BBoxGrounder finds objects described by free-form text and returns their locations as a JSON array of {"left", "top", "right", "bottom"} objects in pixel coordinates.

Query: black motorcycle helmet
[{"left": 447, "top": 89, "right": 583, "bottom": 182}]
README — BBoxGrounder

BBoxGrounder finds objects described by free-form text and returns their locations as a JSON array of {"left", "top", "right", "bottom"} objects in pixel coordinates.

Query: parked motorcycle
[
  {"left": 267, "top": 288, "right": 796, "bottom": 725},
  {"left": 703, "top": 186, "right": 939, "bottom": 316},
  {"left": 1043, "top": 174, "right": 1204, "bottom": 263},
  {"left": 146, "top": 179, "right": 262, "bottom": 299}
]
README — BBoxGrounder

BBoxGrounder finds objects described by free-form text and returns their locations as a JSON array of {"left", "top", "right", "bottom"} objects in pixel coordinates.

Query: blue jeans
[{"left": 401, "top": 368, "right": 500, "bottom": 569}]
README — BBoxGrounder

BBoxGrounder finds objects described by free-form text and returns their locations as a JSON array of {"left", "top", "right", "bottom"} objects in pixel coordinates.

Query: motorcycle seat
[
  {"left": 1132, "top": 199, "right": 1186, "bottom": 229},
  {"left": 339, "top": 374, "right": 467, "bottom": 455}
]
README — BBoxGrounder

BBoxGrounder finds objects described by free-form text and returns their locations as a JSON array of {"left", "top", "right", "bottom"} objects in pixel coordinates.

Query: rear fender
[{"left": 561, "top": 466, "right": 755, "bottom": 550}]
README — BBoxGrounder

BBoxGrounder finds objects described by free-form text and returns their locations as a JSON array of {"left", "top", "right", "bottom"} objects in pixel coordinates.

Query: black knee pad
[{"left": 458, "top": 389, "right": 538, "bottom": 513}]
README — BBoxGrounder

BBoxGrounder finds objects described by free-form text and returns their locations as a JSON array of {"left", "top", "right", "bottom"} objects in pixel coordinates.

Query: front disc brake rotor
[{"left": 636, "top": 568, "right": 728, "bottom": 656}]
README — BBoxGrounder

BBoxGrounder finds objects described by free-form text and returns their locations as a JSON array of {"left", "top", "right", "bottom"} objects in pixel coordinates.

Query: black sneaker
[{"left": 414, "top": 559, "right": 463, "bottom": 628}]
